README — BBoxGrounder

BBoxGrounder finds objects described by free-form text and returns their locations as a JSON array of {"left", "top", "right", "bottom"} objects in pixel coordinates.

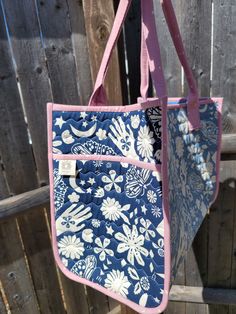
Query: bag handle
[
  {"left": 88, "top": 0, "right": 131, "bottom": 107},
  {"left": 88, "top": 0, "right": 167, "bottom": 107},
  {"left": 140, "top": 0, "right": 200, "bottom": 130}
]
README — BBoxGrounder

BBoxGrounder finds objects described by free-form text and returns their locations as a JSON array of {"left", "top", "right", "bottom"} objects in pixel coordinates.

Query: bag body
[{"left": 47, "top": 0, "right": 222, "bottom": 313}]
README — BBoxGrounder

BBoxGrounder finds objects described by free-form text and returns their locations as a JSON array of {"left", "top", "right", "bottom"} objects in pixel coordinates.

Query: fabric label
[{"left": 58, "top": 160, "right": 76, "bottom": 176}]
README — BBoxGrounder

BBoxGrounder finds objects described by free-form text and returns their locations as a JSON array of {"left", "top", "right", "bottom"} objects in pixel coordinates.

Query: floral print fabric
[
  {"left": 50, "top": 99, "right": 221, "bottom": 309},
  {"left": 53, "top": 159, "right": 164, "bottom": 308}
]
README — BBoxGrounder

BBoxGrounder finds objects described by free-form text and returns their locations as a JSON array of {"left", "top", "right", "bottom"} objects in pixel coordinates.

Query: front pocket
[{"left": 51, "top": 154, "right": 166, "bottom": 308}]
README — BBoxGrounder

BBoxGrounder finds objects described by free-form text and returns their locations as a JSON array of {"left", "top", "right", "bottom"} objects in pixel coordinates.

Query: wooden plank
[
  {"left": 0, "top": 6, "right": 40, "bottom": 313},
  {"left": 86, "top": 288, "right": 110, "bottom": 314},
  {"left": 1, "top": 0, "right": 51, "bottom": 185},
  {"left": 36, "top": 0, "right": 80, "bottom": 105},
  {"left": 66, "top": 0, "right": 93, "bottom": 105},
  {"left": 221, "top": 135, "right": 236, "bottom": 154},
  {"left": 59, "top": 275, "right": 90, "bottom": 314},
  {"left": 1, "top": 1, "right": 66, "bottom": 313},
  {"left": 0, "top": 186, "right": 49, "bottom": 221},
  {"left": 153, "top": 0, "right": 182, "bottom": 97},
  {"left": 181, "top": 0, "right": 212, "bottom": 97},
  {"left": 211, "top": 0, "right": 236, "bottom": 134},
  {"left": 169, "top": 285, "right": 236, "bottom": 305},
  {"left": 208, "top": 161, "right": 236, "bottom": 314},
  {"left": 82, "top": 0, "right": 123, "bottom": 105},
  {"left": 180, "top": 1, "right": 212, "bottom": 313}
]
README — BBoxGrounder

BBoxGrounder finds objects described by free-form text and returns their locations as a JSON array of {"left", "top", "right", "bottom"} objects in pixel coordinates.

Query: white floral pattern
[
  {"left": 58, "top": 235, "right": 84, "bottom": 260},
  {"left": 51, "top": 100, "right": 221, "bottom": 309},
  {"left": 115, "top": 225, "right": 149, "bottom": 266}
]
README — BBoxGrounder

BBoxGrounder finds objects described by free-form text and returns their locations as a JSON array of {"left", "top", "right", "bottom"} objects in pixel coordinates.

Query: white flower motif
[
  {"left": 101, "top": 197, "right": 130, "bottom": 224},
  {"left": 151, "top": 206, "right": 162, "bottom": 218},
  {"left": 139, "top": 218, "right": 156, "bottom": 241},
  {"left": 102, "top": 170, "right": 123, "bottom": 193},
  {"left": 156, "top": 238, "right": 164, "bottom": 257},
  {"left": 131, "top": 115, "right": 140, "bottom": 129},
  {"left": 104, "top": 270, "right": 131, "bottom": 297},
  {"left": 137, "top": 126, "right": 154, "bottom": 160},
  {"left": 91, "top": 219, "right": 101, "bottom": 228},
  {"left": 94, "top": 238, "right": 114, "bottom": 261},
  {"left": 147, "top": 190, "right": 157, "bottom": 203},
  {"left": 68, "top": 192, "right": 80, "bottom": 203},
  {"left": 115, "top": 225, "right": 148, "bottom": 266},
  {"left": 140, "top": 276, "right": 150, "bottom": 291},
  {"left": 176, "top": 136, "right": 184, "bottom": 158},
  {"left": 58, "top": 235, "right": 84, "bottom": 260},
  {"left": 96, "top": 128, "right": 107, "bottom": 140}
]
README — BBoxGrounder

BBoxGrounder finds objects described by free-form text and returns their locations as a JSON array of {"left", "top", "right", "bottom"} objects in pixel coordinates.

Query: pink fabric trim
[
  {"left": 47, "top": 101, "right": 170, "bottom": 314},
  {"left": 49, "top": 97, "right": 220, "bottom": 112},
  {"left": 52, "top": 154, "right": 162, "bottom": 173}
]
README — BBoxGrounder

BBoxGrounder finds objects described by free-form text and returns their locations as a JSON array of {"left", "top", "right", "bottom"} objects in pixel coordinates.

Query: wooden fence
[{"left": 0, "top": 0, "right": 235, "bottom": 313}]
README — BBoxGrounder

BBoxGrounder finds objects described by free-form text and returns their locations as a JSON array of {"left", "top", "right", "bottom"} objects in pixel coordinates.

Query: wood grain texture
[
  {"left": 181, "top": 0, "right": 212, "bottom": 97},
  {"left": 153, "top": 0, "right": 182, "bottom": 97},
  {"left": 1, "top": 0, "right": 51, "bottom": 185},
  {"left": 212, "top": 0, "right": 236, "bottom": 134},
  {"left": 87, "top": 288, "right": 110, "bottom": 314},
  {"left": 0, "top": 5, "right": 40, "bottom": 313},
  {"left": 1, "top": 1, "right": 66, "bottom": 312},
  {"left": 66, "top": 0, "right": 93, "bottom": 105},
  {"left": 180, "top": 2, "right": 212, "bottom": 313},
  {"left": 82, "top": 0, "right": 123, "bottom": 105},
  {"left": 208, "top": 162, "right": 236, "bottom": 314},
  {"left": 36, "top": 0, "right": 80, "bottom": 105}
]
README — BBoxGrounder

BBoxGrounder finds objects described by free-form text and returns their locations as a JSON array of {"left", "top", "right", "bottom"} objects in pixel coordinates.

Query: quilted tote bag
[{"left": 47, "top": 0, "right": 222, "bottom": 313}]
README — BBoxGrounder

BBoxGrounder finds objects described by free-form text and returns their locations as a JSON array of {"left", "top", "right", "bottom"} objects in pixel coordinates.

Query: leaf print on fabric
[
  {"left": 94, "top": 238, "right": 114, "bottom": 261},
  {"left": 175, "top": 136, "right": 184, "bottom": 158},
  {"left": 147, "top": 190, "right": 157, "bottom": 203},
  {"left": 101, "top": 197, "right": 130, "bottom": 224},
  {"left": 115, "top": 225, "right": 148, "bottom": 266},
  {"left": 131, "top": 115, "right": 140, "bottom": 129},
  {"left": 101, "top": 170, "right": 123, "bottom": 193},
  {"left": 108, "top": 116, "right": 138, "bottom": 159},
  {"left": 53, "top": 169, "right": 68, "bottom": 210},
  {"left": 52, "top": 132, "right": 62, "bottom": 154},
  {"left": 71, "top": 140, "right": 117, "bottom": 155},
  {"left": 58, "top": 235, "right": 84, "bottom": 260},
  {"left": 56, "top": 204, "right": 92, "bottom": 236},
  {"left": 139, "top": 218, "right": 156, "bottom": 241},
  {"left": 71, "top": 255, "right": 97, "bottom": 279},
  {"left": 137, "top": 126, "right": 155, "bottom": 160},
  {"left": 125, "top": 166, "right": 151, "bottom": 198},
  {"left": 104, "top": 270, "right": 131, "bottom": 298}
]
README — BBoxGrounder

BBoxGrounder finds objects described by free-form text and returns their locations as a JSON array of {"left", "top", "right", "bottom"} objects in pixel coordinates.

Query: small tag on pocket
[{"left": 58, "top": 160, "right": 76, "bottom": 176}]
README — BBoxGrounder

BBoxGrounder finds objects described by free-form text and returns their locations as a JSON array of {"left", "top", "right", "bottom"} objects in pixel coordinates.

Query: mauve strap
[
  {"left": 140, "top": 0, "right": 167, "bottom": 100},
  {"left": 140, "top": 0, "right": 200, "bottom": 130},
  {"left": 88, "top": 0, "right": 131, "bottom": 106}
]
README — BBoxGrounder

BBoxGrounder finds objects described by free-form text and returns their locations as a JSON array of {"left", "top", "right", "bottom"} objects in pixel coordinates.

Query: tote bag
[{"left": 47, "top": 0, "right": 222, "bottom": 313}]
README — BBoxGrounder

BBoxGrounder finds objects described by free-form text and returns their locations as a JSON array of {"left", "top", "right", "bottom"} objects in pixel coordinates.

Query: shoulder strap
[{"left": 140, "top": 0, "right": 200, "bottom": 130}]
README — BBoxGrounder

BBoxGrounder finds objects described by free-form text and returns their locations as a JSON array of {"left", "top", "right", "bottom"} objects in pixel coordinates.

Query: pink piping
[
  {"left": 52, "top": 154, "right": 162, "bottom": 173},
  {"left": 50, "top": 97, "right": 220, "bottom": 113}
]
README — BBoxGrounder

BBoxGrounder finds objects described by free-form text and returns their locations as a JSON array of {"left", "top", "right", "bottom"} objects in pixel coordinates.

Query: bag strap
[
  {"left": 88, "top": 0, "right": 167, "bottom": 107},
  {"left": 88, "top": 0, "right": 131, "bottom": 107},
  {"left": 140, "top": 0, "right": 200, "bottom": 130}
]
